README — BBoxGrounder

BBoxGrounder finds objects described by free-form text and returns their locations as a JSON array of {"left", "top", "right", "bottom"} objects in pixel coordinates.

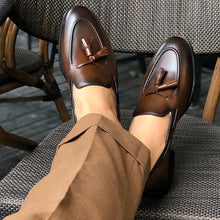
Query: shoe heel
[{"left": 144, "top": 150, "right": 175, "bottom": 198}]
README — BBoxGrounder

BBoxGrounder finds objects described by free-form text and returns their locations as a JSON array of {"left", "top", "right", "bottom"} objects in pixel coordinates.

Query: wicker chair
[
  {"left": 0, "top": 0, "right": 219, "bottom": 219},
  {"left": 0, "top": 2, "right": 70, "bottom": 151}
]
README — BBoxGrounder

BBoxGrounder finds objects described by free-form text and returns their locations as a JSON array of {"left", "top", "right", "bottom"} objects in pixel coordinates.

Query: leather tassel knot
[
  {"left": 145, "top": 67, "right": 178, "bottom": 98},
  {"left": 77, "top": 38, "right": 109, "bottom": 68},
  {"left": 89, "top": 47, "right": 109, "bottom": 61}
]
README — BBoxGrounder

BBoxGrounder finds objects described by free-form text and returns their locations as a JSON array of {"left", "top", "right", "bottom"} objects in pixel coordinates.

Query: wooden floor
[{"left": 0, "top": 32, "right": 219, "bottom": 180}]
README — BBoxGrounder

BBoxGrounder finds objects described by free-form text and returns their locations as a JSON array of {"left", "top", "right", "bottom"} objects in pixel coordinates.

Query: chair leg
[
  {"left": 5, "top": 64, "right": 70, "bottom": 122},
  {"left": 0, "top": 126, "right": 38, "bottom": 151},
  {"left": 203, "top": 57, "right": 220, "bottom": 122},
  {"left": 53, "top": 96, "right": 70, "bottom": 122},
  {"left": 137, "top": 54, "right": 147, "bottom": 74},
  {"left": 192, "top": 55, "right": 202, "bottom": 104}
]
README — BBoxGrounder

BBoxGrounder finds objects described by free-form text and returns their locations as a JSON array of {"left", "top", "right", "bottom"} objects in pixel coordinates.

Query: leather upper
[
  {"left": 59, "top": 6, "right": 118, "bottom": 90},
  {"left": 138, "top": 37, "right": 195, "bottom": 195},
  {"left": 133, "top": 37, "right": 195, "bottom": 120}
]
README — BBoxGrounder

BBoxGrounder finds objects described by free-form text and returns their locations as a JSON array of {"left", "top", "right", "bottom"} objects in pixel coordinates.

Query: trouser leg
[{"left": 4, "top": 114, "right": 151, "bottom": 220}]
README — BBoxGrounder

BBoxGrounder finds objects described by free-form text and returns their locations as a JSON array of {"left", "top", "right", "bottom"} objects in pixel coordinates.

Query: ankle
[
  {"left": 73, "top": 85, "right": 120, "bottom": 125},
  {"left": 129, "top": 114, "right": 170, "bottom": 170},
  {"left": 76, "top": 102, "right": 116, "bottom": 119}
]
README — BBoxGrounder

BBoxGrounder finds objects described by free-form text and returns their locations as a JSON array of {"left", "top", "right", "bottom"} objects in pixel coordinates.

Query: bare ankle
[
  {"left": 129, "top": 114, "right": 170, "bottom": 170},
  {"left": 73, "top": 85, "right": 120, "bottom": 125}
]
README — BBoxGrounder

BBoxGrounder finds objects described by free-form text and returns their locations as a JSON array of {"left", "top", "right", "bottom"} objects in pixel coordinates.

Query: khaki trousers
[{"left": 4, "top": 114, "right": 151, "bottom": 220}]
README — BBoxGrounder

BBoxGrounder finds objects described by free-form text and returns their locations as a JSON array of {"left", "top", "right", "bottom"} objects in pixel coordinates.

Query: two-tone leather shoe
[
  {"left": 133, "top": 37, "right": 195, "bottom": 197},
  {"left": 59, "top": 6, "right": 119, "bottom": 122}
]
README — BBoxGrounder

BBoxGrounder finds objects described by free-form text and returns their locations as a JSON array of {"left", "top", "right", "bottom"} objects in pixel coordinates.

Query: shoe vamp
[{"left": 70, "top": 20, "right": 113, "bottom": 88}]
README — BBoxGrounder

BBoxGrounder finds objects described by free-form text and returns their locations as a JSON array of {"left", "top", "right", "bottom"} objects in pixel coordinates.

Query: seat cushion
[
  {"left": 15, "top": 48, "right": 43, "bottom": 73},
  {"left": 0, "top": 110, "right": 220, "bottom": 219},
  {"left": 10, "top": 0, "right": 220, "bottom": 54}
]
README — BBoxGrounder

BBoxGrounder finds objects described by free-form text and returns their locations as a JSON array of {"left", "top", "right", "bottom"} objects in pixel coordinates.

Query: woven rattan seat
[
  {"left": 9, "top": 0, "right": 220, "bottom": 54},
  {"left": 15, "top": 48, "right": 43, "bottom": 73},
  {"left": 0, "top": 110, "right": 220, "bottom": 219},
  {"left": 0, "top": 0, "right": 14, "bottom": 26}
]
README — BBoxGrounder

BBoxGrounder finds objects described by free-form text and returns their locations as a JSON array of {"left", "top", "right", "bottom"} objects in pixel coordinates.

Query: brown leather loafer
[
  {"left": 59, "top": 6, "right": 119, "bottom": 122},
  {"left": 133, "top": 37, "right": 195, "bottom": 197}
]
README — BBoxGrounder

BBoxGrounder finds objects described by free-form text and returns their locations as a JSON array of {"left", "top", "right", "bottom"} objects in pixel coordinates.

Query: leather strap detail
[
  {"left": 155, "top": 68, "right": 168, "bottom": 85},
  {"left": 77, "top": 38, "right": 109, "bottom": 68},
  {"left": 145, "top": 68, "right": 178, "bottom": 98},
  {"left": 157, "top": 79, "right": 178, "bottom": 91}
]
